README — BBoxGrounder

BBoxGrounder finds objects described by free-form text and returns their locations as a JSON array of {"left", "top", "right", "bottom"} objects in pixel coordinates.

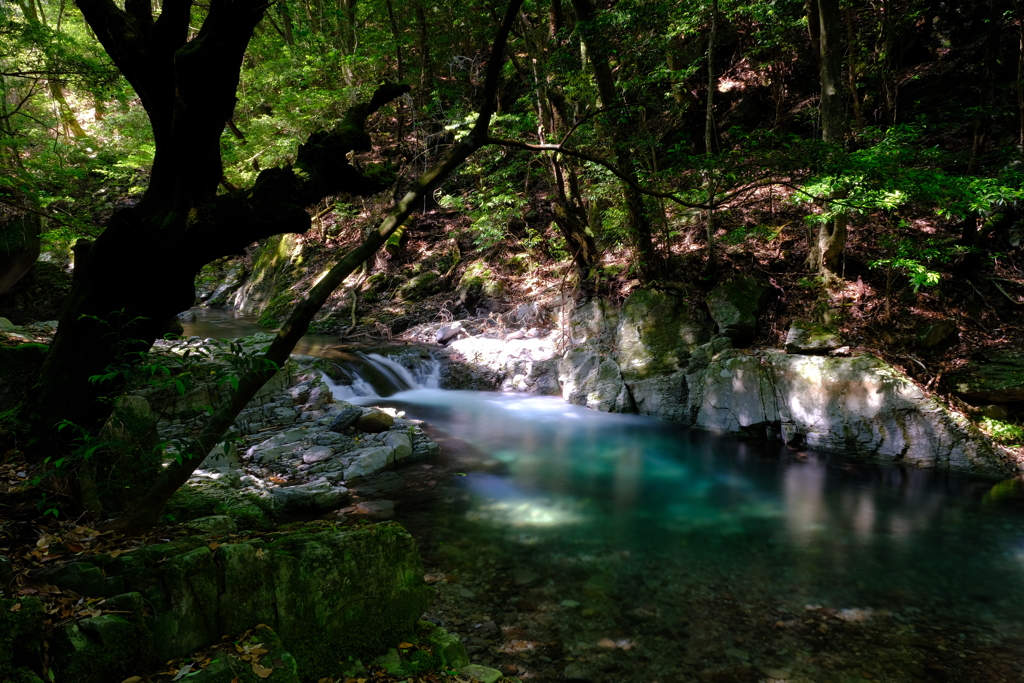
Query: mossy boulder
[
  {"left": 166, "top": 478, "right": 275, "bottom": 530},
  {"left": 784, "top": 320, "right": 844, "bottom": 354},
  {"left": 179, "top": 625, "right": 300, "bottom": 683},
  {"left": 0, "top": 596, "right": 45, "bottom": 682},
  {"left": 457, "top": 261, "right": 502, "bottom": 309},
  {"left": 946, "top": 347, "right": 1024, "bottom": 403},
  {"left": 705, "top": 276, "right": 773, "bottom": 345},
  {"left": 49, "top": 593, "right": 158, "bottom": 683},
  {"left": 0, "top": 343, "right": 46, "bottom": 412},
  {"left": 28, "top": 524, "right": 432, "bottom": 682},
  {"left": 398, "top": 271, "right": 440, "bottom": 302}
]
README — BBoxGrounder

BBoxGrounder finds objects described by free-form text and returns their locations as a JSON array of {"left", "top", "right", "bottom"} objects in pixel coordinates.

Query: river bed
[{"left": 184, "top": 309, "right": 1024, "bottom": 682}]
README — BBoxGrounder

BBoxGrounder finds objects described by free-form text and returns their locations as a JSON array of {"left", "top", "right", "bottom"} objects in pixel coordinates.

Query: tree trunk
[
  {"left": 570, "top": 0, "right": 657, "bottom": 280},
  {"left": 807, "top": 0, "right": 848, "bottom": 276},
  {"left": 30, "top": 0, "right": 409, "bottom": 462},
  {"left": 102, "top": 0, "right": 525, "bottom": 533}
]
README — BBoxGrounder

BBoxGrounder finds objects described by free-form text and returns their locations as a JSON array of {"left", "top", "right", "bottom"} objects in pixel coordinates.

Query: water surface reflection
[{"left": 370, "top": 389, "right": 1024, "bottom": 622}]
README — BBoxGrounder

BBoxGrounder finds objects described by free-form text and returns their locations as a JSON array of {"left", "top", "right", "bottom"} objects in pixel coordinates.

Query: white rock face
[
  {"left": 688, "top": 350, "right": 1015, "bottom": 474},
  {"left": 551, "top": 290, "right": 1018, "bottom": 475}
]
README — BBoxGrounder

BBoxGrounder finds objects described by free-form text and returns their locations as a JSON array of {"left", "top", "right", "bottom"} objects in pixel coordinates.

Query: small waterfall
[{"left": 322, "top": 351, "right": 440, "bottom": 401}]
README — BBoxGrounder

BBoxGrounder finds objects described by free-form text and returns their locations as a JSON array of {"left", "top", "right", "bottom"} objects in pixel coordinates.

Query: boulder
[
  {"left": 345, "top": 446, "right": 392, "bottom": 480},
  {"left": 784, "top": 320, "right": 844, "bottom": 354},
  {"left": 187, "top": 515, "right": 238, "bottom": 535},
  {"left": 946, "top": 347, "right": 1024, "bottom": 403},
  {"left": 917, "top": 320, "right": 958, "bottom": 350},
  {"left": 382, "top": 431, "right": 413, "bottom": 460},
  {"left": 705, "top": 276, "right": 773, "bottom": 344},
  {"left": 329, "top": 406, "right": 363, "bottom": 432},
  {"left": 688, "top": 351, "right": 1013, "bottom": 474},
  {"left": 34, "top": 524, "right": 432, "bottom": 681},
  {"left": 270, "top": 480, "right": 349, "bottom": 511},
  {"left": 356, "top": 409, "right": 394, "bottom": 433},
  {"left": 0, "top": 213, "right": 41, "bottom": 296},
  {"left": 0, "top": 260, "right": 72, "bottom": 324},
  {"left": 399, "top": 271, "right": 440, "bottom": 302}
]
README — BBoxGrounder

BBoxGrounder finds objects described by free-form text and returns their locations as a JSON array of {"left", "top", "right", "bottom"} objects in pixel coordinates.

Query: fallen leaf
[
  {"left": 597, "top": 638, "right": 616, "bottom": 649},
  {"left": 121, "top": 677, "right": 144, "bottom": 683},
  {"left": 398, "top": 642, "right": 414, "bottom": 649},
  {"left": 249, "top": 647, "right": 268, "bottom": 656},
  {"left": 318, "top": 678, "right": 335, "bottom": 683},
  {"left": 252, "top": 661, "right": 274, "bottom": 678},
  {"left": 255, "top": 547, "right": 265, "bottom": 560},
  {"left": 9, "top": 603, "right": 21, "bottom": 612},
  {"left": 170, "top": 663, "right": 193, "bottom": 681},
  {"left": 67, "top": 543, "right": 85, "bottom": 553},
  {"left": 207, "top": 542, "right": 220, "bottom": 551}
]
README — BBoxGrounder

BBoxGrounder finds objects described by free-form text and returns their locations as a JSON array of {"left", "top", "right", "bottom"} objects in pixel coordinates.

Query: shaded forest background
[{"left": 1, "top": 0, "right": 1024, "bottom": 519}]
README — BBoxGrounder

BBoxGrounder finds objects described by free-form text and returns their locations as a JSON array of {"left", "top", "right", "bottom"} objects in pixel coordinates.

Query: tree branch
[{"left": 105, "top": 0, "right": 526, "bottom": 534}]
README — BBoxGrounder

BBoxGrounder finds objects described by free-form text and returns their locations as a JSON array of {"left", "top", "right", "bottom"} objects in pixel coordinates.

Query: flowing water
[{"left": 184, "top": 309, "right": 1024, "bottom": 681}]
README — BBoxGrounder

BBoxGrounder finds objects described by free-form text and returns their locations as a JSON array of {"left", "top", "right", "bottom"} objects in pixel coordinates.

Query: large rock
[
  {"left": 36, "top": 524, "right": 433, "bottom": 681},
  {"left": 356, "top": 409, "right": 395, "bottom": 433},
  {"left": 705, "top": 276, "right": 773, "bottom": 344},
  {"left": 0, "top": 213, "right": 41, "bottom": 296},
  {"left": 0, "top": 260, "right": 72, "bottom": 324},
  {"left": 946, "top": 347, "right": 1024, "bottom": 403},
  {"left": 556, "top": 290, "right": 711, "bottom": 420},
  {"left": 784, "top": 320, "right": 844, "bottom": 354},
  {"left": 688, "top": 350, "right": 1014, "bottom": 474}
]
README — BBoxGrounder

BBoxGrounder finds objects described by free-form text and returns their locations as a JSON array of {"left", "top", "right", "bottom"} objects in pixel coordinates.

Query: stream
[{"left": 184, "top": 309, "right": 1024, "bottom": 682}]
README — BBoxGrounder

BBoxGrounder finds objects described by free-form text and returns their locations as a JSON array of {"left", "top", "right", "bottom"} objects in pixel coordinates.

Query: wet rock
[
  {"left": 356, "top": 409, "right": 395, "bottom": 433},
  {"left": 383, "top": 431, "right": 413, "bottom": 460},
  {"left": 177, "top": 310, "right": 197, "bottom": 322},
  {"left": 301, "top": 446, "right": 333, "bottom": 464},
  {"left": 784, "top": 321, "right": 844, "bottom": 354},
  {"left": 329, "top": 406, "right": 364, "bottom": 432},
  {"left": 271, "top": 480, "right": 349, "bottom": 511},
  {"left": 512, "top": 568, "right": 540, "bottom": 586},
  {"left": 456, "top": 664, "right": 503, "bottom": 683},
  {"left": 345, "top": 446, "right": 392, "bottom": 480},
  {"left": 354, "top": 500, "right": 395, "bottom": 520}
]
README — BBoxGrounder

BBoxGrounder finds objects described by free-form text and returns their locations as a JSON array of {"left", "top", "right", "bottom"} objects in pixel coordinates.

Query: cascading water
[{"left": 321, "top": 351, "right": 440, "bottom": 401}]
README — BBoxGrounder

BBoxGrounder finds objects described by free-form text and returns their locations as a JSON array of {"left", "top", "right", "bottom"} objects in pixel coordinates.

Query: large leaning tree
[{"left": 24, "top": 0, "right": 523, "bottom": 531}]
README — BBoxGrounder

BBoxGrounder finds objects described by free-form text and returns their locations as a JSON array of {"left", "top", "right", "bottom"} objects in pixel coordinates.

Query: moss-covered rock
[
  {"left": 0, "top": 343, "right": 46, "bottom": 412},
  {"left": 0, "top": 596, "right": 45, "bottom": 682},
  {"left": 706, "top": 276, "right": 773, "bottom": 344},
  {"left": 166, "top": 478, "right": 275, "bottom": 530},
  {"left": 49, "top": 592, "right": 158, "bottom": 683},
  {"left": 398, "top": 271, "right": 440, "bottom": 302},
  {"left": 784, "top": 320, "right": 844, "bottom": 354},
  {"left": 28, "top": 524, "right": 432, "bottom": 682}
]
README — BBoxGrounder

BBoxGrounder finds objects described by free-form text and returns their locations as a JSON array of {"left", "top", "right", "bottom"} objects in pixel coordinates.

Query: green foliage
[
  {"left": 868, "top": 237, "right": 972, "bottom": 292},
  {"left": 980, "top": 418, "right": 1024, "bottom": 447}
]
